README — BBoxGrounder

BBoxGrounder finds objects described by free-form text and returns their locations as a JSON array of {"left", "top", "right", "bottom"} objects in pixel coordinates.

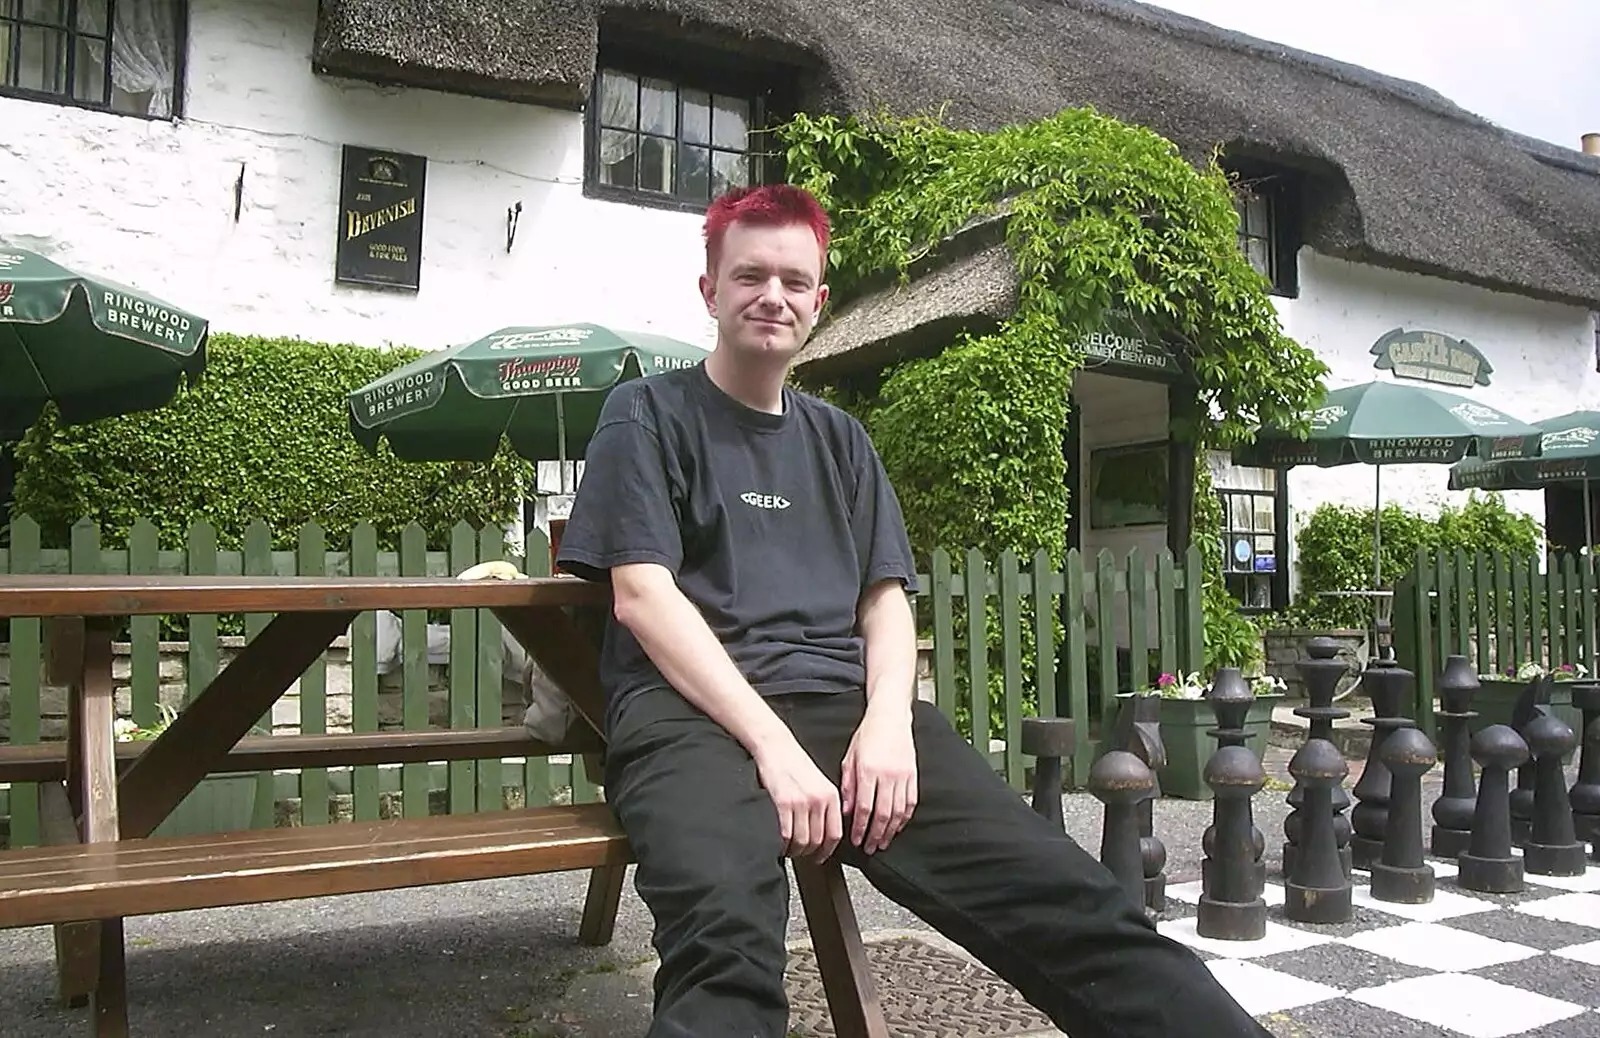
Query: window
[
  {"left": 587, "top": 64, "right": 769, "bottom": 209},
  {"left": 1228, "top": 165, "right": 1299, "bottom": 297},
  {"left": 1089, "top": 441, "right": 1169, "bottom": 529},
  {"left": 0, "top": 0, "right": 184, "bottom": 118}
]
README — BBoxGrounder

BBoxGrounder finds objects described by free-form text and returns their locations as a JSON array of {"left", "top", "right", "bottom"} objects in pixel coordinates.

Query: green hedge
[
  {"left": 1286, "top": 492, "right": 1541, "bottom": 629},
  {"left": 12, "top": 333, "right": 531, "bottom": 551}
]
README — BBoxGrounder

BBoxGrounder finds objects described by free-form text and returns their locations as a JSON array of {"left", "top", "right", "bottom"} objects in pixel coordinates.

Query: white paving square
[
  {"left": 1553, "top": 940, "right": 1600, "bottom": 966},
  {"left": 1203, "top": 960, "right": 1342, "bottom": 1015},
  {"left": 1164, "top": 880, "right": 1285, "bottom": 908},
  {"left": 1351, "top": 883, "right": 1498, "bottom": 922},
  {"left": 1513, "top": 892, "right": 1600, "bottom": 929},
  {"left": 1348, "top": 973, "right": 1587, "bottom": 1038},
  {"left": 1522, "top": 867, "right": 1600, "bottom": 893},
  {"left": 1156, "top": 916, "right": 1333, "bottom": 959},
  {"left": 1342, "top": 921, "right": 1539, "bottom": 971}
]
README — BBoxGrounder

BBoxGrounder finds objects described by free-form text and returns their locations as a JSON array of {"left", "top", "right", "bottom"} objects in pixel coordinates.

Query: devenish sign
[
  {"left": 1370, "top": 328, "right": 1492, "bottom": 389},
  {"left": 336, "top": 146, "right": 427, "bottom": 292}
]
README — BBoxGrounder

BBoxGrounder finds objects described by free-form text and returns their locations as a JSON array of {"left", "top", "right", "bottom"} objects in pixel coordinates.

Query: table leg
[{"left": 54, "top": 618, "right": 130, "bottom": 1037}]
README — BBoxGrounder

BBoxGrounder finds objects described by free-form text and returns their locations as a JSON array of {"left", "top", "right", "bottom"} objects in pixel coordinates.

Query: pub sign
[
  {"left": 336, "top": 145, "right": 426, "bottom": 291},
  {"left": 1370, "top": 327, "right": 1492, "bottom": 389}
]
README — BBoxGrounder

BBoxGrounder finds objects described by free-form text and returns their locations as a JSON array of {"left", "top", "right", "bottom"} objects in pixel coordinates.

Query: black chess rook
[
  {"left": 1022, "top": 716, "right": 1075, "bottom": 832},
  {"left": 1369, "top": 726, "right": 1437, "bottom": 903},
  {"left": 1523, "top": 711, "right": 1588, "bottom": 877},
  {"left": 1196, "top": 744, "right": 1268, "bottom": 940},
  {"left": 1284, "top": 738, "right": 1353, "bottom": 924},
  {"left": 1431, "top": 655, "right": 1479, "bottom": 859},
  {"left": 1458, "top": 724, "right": 1528, "bottom": 894},
  {"left": 1089, "top": 750, "right": 1153, "bottom": 909},
  {"left": 1350, "top": 656, "right": 1418, "bottom": 871}
]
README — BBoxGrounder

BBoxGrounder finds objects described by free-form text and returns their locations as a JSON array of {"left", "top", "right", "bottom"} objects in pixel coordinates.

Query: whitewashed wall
[
  {"left": 0, "top": 0, "right": 716, "bottom": 355},
  {"left": 1271, "top": 251, "right": 1599, "bottom": 556}
]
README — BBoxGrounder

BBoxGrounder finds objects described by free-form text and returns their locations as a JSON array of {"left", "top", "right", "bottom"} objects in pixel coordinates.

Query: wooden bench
[{"left": 0, "top": 570, "right": 894, "bottom": 1038}]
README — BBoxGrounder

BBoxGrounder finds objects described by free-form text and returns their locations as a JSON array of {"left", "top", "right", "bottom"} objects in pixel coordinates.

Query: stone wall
[{"left": 1262, "top": 627, "right": 1368, "bottom": 701}]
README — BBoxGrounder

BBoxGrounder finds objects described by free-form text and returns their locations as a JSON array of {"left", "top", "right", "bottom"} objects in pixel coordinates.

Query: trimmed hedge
[{"left": 12, "top": 333, "right": 531, "bottom": 551}]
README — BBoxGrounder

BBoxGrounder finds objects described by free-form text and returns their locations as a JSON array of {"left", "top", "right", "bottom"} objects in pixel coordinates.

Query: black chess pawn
[
  {"left": 1112, "top": 693, "right": 1170, "bottom": 913},
  {"left": 1089, "top": 750, "right": 1154, "bottom": 909},
  {"left": 1431, "top": 655, "right": 1479, "bottom": 859},
  {"left": 1509, "top": 676, "right": 1553, "bottom": 846},
  {"left": 1285, "top": 637, "right": 1354, "bottom": 881},
  {"left": 1370, "top": 726, "right": 1437, "bottom": 903},
  {"left": 1351, "top": 656, "right": 1417, "bottom": 870},
  {"left": 1284, "top": 738, "right": 1353, "bottom": 924},
  {"left": 1022, "top": 717, "right": 1076, "bottom": 830},
  {"left": 1459, "top": 724, "right": 1529, "bottom": 894},
  {"left": 1523, "top": 711, "right": 1588, "bottom": 877},
  {"left": 1196, "top": 744, "right": 1268, "bottom": 941},
  {"left": 1568, "top": 682, "right": 1600, "bottom": 855}
]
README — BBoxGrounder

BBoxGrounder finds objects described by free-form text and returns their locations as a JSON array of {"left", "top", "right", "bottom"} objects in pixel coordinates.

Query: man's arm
[
  {"left": 610, "top": 561, "right": 845, "bottom": 861},
  {"left": 841, "top": 577, "right": 920, "bottom": 854}
]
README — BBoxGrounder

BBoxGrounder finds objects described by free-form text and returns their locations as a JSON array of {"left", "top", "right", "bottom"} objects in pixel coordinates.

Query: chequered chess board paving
[{"left": 1158, "top": 855, "right": 1600, "bottom": 1038}]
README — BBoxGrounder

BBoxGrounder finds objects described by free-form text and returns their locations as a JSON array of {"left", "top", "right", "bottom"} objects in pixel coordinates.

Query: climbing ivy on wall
[{"left": 777, "top": 107, "right": 1328, "bottom": 710}]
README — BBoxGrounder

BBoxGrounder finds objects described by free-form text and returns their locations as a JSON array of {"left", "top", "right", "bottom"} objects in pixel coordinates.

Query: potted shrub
[
  {"left": 1472, "top": 661, "right": 1587, "bottom": 737},
  {"left": 1138, "top": 669, "right": 1285, "bottom": 800},
  {"left": 116, "top": 706, "right": 261, "bottom": 837}
]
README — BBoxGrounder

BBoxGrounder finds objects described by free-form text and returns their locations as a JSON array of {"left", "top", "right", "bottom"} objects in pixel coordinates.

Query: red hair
[{"left": 703, "top": 184, "right": 831, "bottom": 274}]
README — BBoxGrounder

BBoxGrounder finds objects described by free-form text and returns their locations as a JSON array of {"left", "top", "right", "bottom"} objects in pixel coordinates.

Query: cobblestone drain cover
[{"left": 784, "top": 936, "right": 1056, "bottom": 1037}]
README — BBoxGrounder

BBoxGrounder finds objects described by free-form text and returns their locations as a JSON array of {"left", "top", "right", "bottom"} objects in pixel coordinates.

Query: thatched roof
[{"left": 314, "top": 0, "right": 1600, "bottom": 312}]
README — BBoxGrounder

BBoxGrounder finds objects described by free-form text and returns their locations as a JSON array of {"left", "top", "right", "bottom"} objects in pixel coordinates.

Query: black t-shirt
[{"left": 555, "top": 363, "right": 918, "bottom": 730}]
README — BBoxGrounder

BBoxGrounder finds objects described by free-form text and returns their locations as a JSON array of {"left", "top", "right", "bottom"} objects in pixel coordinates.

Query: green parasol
[
  {"left": 0, "top": 243, "right": 209, "bottom": 440},
  {"left": 347, "top": 323, "right": 711, "bottom": 471},
  {"left": 1232, "top": 379, "right": 1543, "bottom": 599},
  {"left": 1450, "top": 410, "right": 1600, "bottom": 550}
]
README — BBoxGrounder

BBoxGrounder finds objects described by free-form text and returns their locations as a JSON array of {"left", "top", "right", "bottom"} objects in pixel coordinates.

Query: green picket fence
[
  {"left": 915, "top": 544, "right": 1205, "bottom": 790},
  {"left": 0, "top": 514, "right": 599, "bottom": 850},
  {"left": 0, "top": 516, "right": 1205, "bottom": 846},
  {"left": 1393, "top": 547, "right": 1598, "bottom": 735}
]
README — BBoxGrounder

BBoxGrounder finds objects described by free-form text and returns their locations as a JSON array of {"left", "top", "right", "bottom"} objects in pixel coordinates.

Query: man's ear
[
  {"left": 814, "top": 282, "right": 830, "bottom": 318},
  {"left": 698, "top": 272, "right": 716, "bottom": 315}
]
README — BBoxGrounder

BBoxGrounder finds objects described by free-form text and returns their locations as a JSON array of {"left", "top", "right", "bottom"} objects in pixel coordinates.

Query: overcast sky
[{"left": 1139, "top": 0, "right": 1598, "bottom": 150}]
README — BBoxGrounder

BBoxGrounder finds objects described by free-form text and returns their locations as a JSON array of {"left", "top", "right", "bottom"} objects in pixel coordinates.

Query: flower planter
[
  {"left": 1155, "top": 694, "right": 1282, "bottom": 801},
  {"left": 150, "top": 775, "right": 261, "bottom": 838},
  {"left": 1468, "top": 679, "right": 1582, "bottom": 759}
]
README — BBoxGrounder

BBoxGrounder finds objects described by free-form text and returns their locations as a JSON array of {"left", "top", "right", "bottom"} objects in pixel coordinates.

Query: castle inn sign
[{"left": 1370, "top": 327, "right": 1493, "bottom": 389}]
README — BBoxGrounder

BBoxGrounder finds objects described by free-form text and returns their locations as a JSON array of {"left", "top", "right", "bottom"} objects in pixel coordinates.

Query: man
[{"left": 556, "top": 183, "right": 1269, "bottom": 1037}]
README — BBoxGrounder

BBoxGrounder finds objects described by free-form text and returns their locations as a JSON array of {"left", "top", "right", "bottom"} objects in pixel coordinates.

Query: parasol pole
[
  {"left": 555, "top": 391, "right": 569, "bottom": 494},
  {"left": 1373, "top": 464, "right": 1383, "bottom": 591},
  {"left": 1586, "top": 478, "right": 1594, "bottom": 556}
]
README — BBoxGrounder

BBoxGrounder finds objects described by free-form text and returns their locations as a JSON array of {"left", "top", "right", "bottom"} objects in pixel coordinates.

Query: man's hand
[
  {"left": 753, "top": 737, "right": 844, "bottom": 861},
  {"left": 841, "top": 704, "right": 918, "bottom": 854}
]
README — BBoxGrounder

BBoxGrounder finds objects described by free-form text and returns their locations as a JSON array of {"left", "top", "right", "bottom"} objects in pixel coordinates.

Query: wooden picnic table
[{"left": 0, "top": 573, "right": 888, "bottom": 1038}]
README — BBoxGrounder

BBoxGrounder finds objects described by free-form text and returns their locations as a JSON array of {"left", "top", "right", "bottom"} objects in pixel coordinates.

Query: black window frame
[
  {"left": 583, "top": 42, "right": 786, "bottom": 214},
  {"left": 1217, "top": 481, "right": 1289, "bottom": 615},
  {"left": 0, "top": 0, "right": 188, "bottom": 120},
  {"left": 1227, "top": 164, "right": 1301, "bottom": 298}
]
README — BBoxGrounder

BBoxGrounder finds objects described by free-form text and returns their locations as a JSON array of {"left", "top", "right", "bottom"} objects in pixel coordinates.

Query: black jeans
[{"left": 604, "top": 687, "right": 1270, "bottom": 1038}]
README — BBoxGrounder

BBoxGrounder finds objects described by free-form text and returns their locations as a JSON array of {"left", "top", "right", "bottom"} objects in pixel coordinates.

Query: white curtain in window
[
  {"left": 82, "top": 0, "right": 179, "bottom": 117},
  {"left": 597, "top": 81, "right": 637, "bottom": 166}
]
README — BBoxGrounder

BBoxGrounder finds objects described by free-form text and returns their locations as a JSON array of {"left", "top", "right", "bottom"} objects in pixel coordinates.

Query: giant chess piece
[
  {"left": 1196, "top": 742, "right": 1268, "bottom": 940},
  {"left": 1089, "top": 750, "right": 1155, "bottom": 909},
  {"left": 1200, "top": 669, "right": 1266, "bottom": 896},
  {"left": 1523, "top": 710, "right": 1588, "bottom": 876},
  {"left": 1370, "top": 726, "right": 1437, "bottom": 903},
  {"left": 1568, "top": 681, "right": 1600, "bottom": 856},
  {"left": 1509, "top": 676, "right": 1553, "bottom": 847},
  {"left": 1284, "top": 637, "right": 1353, "bottom": 880},
  {"left": 1112, "top": 693, "right": 1169, "bottom": 912},
  {"left": 1022, "top": 716, "right": 1077, "bottom": 831},
  {"left": 1431, "top": 655, "right": 1479, "bottom": 859},
  {"left": 1284, "top": 738, "right": 1354, "bottom": 923},
  {"left": 1350, "top": 656, "right": 1418, "bottom": 870},
  {"left": 1459, "top": 724, "right": 1529, "bottom": 894}
]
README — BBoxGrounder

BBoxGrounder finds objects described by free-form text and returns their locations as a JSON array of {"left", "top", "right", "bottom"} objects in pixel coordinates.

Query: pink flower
[{"left": 1157, "top": 672, "right": 1176, "bottom": 688}]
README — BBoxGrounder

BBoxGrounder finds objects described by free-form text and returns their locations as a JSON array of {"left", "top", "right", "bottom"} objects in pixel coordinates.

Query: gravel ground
[{"left": 0, "top": 746, "right": 1555, "bottom": 1038}]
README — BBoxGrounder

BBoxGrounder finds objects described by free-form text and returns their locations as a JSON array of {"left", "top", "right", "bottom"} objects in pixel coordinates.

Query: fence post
[
  {"left": 1031, "top": 548, "right": 1057, "bottom": 723},
  {"left": 931, "top": 549, "right": 957, "bottom": 721},
  {"left": 998, "top": 550, "right": 1024, "bottom": 790},
  {"left": 5, "top": 516, "right": 42, "bottom": 849},
  {"left": 964, "top": 548, "right": 990, "bottom": 763},
  {"left": 298, "top": 522, "right": 330, "bottom": 825},
  {"left": 1063, "top": 550, "right": 1090, "bottom": 788},
  {"left": 349, "top": 523, "right": 381, "bottom": 822},
  {"left": 1411, "top": 547, "right": 1436, "bottom": 738},
  {"left": 1180, "top": 544, "right": 1204, "bottom": 674}
]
